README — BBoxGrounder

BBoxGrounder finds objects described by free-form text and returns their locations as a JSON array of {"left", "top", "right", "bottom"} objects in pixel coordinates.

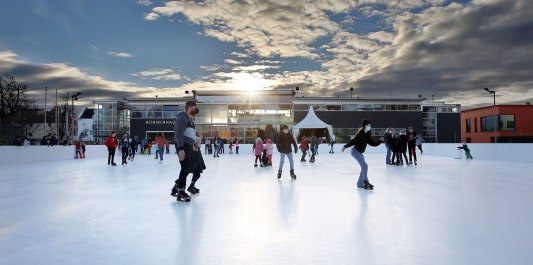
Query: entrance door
[{"left": 146, "top": 131, "right": 175, "bottom": 143}]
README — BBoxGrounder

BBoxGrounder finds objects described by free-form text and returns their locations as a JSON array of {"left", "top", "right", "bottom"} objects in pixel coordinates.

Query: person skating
[
  {"left": 309, "top": 136, "right": 317, "bottom": 163},
  {"left": 416, "top": 135, "right": 425, "bottom": 154},
  {"left": 457, "top": 143, "right": 473, "bottom": 159},
  {"left": 74, "top": 141, "right": 82, "bottom": 159},
  {"left": 399, "top": 130, "right": 408, "bottom": 165},
  {"left": 170, "top": 101, "right": 199, "bottom": 202},
  {"left": 187, "top": 137, "right": 206, "bottom": 194},
  {"left": 80, "top": 140, "right": 86, "bottom": 158},
  {"left": 276, "top": 125, "right": 298, "bottom": 180},
  {"left": 384, "top": 127, "right": 393, "bottom": 165},
  {"left": 342, "top": 120, "right": 384, "bottom": 190},
  {"left": 129, "top": 136, "right": 138, "bottom": 161},
  {"left": 390, "top": 132, "right": 401, "bottom": 166},
  {"left": 329, "top": 139, "right": 335, "bottom": 154},
  {"left": 407, "top": 126, "right": 418, "bottom": 165},
  {"left": 300, "top": 136, "right": 309, "bottom": 162},
  {"left": 156, "top": 132, "right": 167, "bottom": 164},
  {"left": 105, "top": 131, "right": 119, "bottom": 166},
  {"left": 234, "top": 138, "right": 239, "bottom": 154},
  {"left": 254, "top": 137, "right": 264, "bottom": 167},
  {"left": 265, "top": 138, "right": 274, "bottom": 166},
  {"left": 120, "top": 133, "right": 130, "bottom": 165}
]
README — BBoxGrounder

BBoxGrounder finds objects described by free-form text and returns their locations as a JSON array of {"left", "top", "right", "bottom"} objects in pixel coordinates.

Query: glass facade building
[{"left": 93, "top": 90, "right": 461, "bottom": 144}]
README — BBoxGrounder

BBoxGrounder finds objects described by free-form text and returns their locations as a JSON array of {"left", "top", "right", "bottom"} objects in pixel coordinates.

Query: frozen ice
[{"left": 1, "top": 149, "right": 533, "bottom": 265}]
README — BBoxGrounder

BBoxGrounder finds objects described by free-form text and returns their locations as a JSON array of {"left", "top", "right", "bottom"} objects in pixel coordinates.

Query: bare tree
[{"left": 0, "top": 74, "right": 34, "bottom": 125}]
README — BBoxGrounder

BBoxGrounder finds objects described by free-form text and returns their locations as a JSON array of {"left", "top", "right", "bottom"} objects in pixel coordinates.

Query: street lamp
[
  {"left": 484, "top": 88, "right": 497, "bottom": 143},
  {"left": 350, "top": 87, "right": 353, "bottom": 98},
  {"left": 70, "top": 92, "right": 81, "bottom": 144},
  {"left": 295, "top": 87, "right": 299, "bottom": 98}
]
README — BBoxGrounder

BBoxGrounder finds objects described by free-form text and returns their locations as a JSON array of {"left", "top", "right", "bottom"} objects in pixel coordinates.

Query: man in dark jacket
[
  {"left": 384, "top": 127, "right": 393, "bottom": 165},
  {"left": 275, "top": 125, "right": 298, "bottom": 180},
  {"left": 342, "top": 120, "right": 383, "bottom": 190},
  {"left": 171, "top": 101, "right": 199, "bottom": 202}
]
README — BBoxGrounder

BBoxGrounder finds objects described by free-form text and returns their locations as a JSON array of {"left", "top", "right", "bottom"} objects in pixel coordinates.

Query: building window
[
  {"left": 481, "top": 115, "right": 496, "bottom": 132},
  {"left": 466, "top": 137, "right": 471, "bottom": 143},
  {"left": 474, "top": 117, "right": 478, "bottom": 132},
  {"left": 342, "top": 104, "right": 358, "bottom": 111},
  {"left": 466, "top": 118, "right": 471, "bottom": 133},
  {"left": 499, "top": 115, "right": 515, "bottom": 131},
  {"left": 409, "top": 105, "right": 421, "bottom": 111}
]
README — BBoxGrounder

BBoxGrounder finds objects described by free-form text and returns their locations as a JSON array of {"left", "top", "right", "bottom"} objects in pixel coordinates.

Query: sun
[{"left": 228, "top": 72, "right": 273, "bottom": 92}]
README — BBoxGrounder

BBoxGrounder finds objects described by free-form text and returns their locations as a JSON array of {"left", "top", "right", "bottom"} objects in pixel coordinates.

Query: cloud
[
  {"left": 137, "top": 0, "right": 153, "bottom": 6},
  {"left": 0, "top": 50, "right": 182, "bottom": 105},
  {"left": 200, "top": 65, "right": 224, "bottom": 71},
  {"left": 131, "top": 68, "right": 187, "bottom": 81},
  {"left": 234, "top": 65, "right": 280, "bottom": 71},
  {"left": 107, "top": 51, "right": 134, "bottom": 58},
  {"left": 224, "top": 59, "right": 244, "bottom": 65}
]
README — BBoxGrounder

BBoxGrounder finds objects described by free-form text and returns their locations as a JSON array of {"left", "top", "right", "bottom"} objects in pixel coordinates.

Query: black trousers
[
  {"left": 122, "top": 147, "right": 129, "bottom": 163},
  {"left": 107, "top": 147, "right": 116, "bottom": 164},
  {"left": 176, "top": 144, "right": 194, "bottom": 189}
]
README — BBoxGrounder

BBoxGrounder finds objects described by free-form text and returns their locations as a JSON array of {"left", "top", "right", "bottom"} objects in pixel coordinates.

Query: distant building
[
  {"left": 93, "top": 90, "right": 461, "bottom": 143},
  {"left": 461, "top": 105, "right": 533, "bottom": 143},
  {"left": 77, "top": 108, "right": 95, "bottom": 142}
]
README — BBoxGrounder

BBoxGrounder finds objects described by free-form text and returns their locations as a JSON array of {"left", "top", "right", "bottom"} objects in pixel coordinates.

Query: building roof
[
  {"left": 79, "top": 108, "right": 94, "bottom": 119},
  {"left": 461, "top": 104, "right": 533, "bottom": 113}
]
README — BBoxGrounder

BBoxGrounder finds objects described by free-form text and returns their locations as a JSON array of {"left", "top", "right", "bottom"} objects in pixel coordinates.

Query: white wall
[{"left": 1, "top": 143, "right": 531, "bottom": 165}]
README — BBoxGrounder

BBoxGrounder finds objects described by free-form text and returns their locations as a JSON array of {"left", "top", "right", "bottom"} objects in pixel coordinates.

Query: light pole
[
  {"left": 44, "top": 86, "right": 47, "bottom": 138},
  {"left": 295, "top": 86, "right": 299, "bottom": 98},
  {"left": 484, "top": 88, "right": 497, "bottom": 143},
  {"left": 70, "top": 92, "right": 81, "bottom": 144},
  {"left": 350, "top": 87, "right": 353, "bottom": 98}
]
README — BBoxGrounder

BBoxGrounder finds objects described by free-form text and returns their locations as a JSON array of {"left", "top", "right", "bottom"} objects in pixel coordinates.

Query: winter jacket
[
  {"left": 265, "top": 143, "right": 274, "bottom": 155},
  {"left": 300, "top": 138, "right": 309, "bottom": 151},
  {"left": 458, "top": 144, "right": 470, "bottom": 152},
  {"left": 156, "top": 136, "right": 167, "bottom": 147},
  {"left": 343, "top": 128, "right": 381, "bottom": 153},
  {"left": 120, "top": 137, "right": 130, "bottom": 149},
  {"left": 391, "top": 137, "right": 401, "bottom": 153},
  {"left": 254, "top": 140, "right": 264, "bottom": 156},
  {"left": 415, "top": 136, "right": 425, "bottom": 145},
  {"left": 399, "top": 134, "right": 408, "bottom": 152},
  {"left": 384, "top": 132, "right": 393, "bottom": 146},
  {"left": 174, "top": 112, "right": 196, "bottom": 150},
  {"left": 276, "top": 132, "right": 297, "bottom": 153},
  {"left": 105, "top": 135, "right": 119, "bottom": 148}
]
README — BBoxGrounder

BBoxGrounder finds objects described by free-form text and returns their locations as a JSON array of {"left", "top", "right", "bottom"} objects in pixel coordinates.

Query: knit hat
[
  {"left": 266, "top": 138, "right": 272, "bottom": 143},
  {"left": 361, "top": 119, "right": 371, "bottom": 127}
]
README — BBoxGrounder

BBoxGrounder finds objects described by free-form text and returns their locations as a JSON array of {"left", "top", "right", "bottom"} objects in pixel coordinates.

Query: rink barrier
[{"left": 0, "top": 143, "right": 531, "bottom": 165}]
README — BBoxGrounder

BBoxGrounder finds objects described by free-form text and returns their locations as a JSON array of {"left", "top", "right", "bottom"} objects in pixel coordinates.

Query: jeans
[
  {"left": 278, "top": 152, "right": 294, "bottom": 171},
  {"left": 107, "top": 147, "right": 116, "bottom": 164},
  {"left": 351, "top": 148, "right": 369, "bottom": 187},
  {"left": 158, "top": 146, "right": 165, "bottom": 160},
  {"left": 385, "top": 144, "right": 391, "bottom": 164}
]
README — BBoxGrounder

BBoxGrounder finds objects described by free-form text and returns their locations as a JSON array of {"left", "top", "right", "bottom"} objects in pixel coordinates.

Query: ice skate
[
  {"left": 187, "top": 184, "right": 200, "bottom": 194},
  {"left": 300, "top": 158, "right": 306, "bottom": 162},
  {"left": 177, "top": 190, "right": 191, "bottom": 202},
  {"left": 170, "top": 184, "right": 178, "bottom": 197},
  {"left": 290, "top": 169, "right": 297, "bottom": 180},
  {"left": 254, "top": 163, "right": 258, "bottom": 167},
  {"left": 277, "top": 170, "right": 282, "bottom": 180},
  {"left": 364, "top": 181, "right": 374, "bottom": 190}
]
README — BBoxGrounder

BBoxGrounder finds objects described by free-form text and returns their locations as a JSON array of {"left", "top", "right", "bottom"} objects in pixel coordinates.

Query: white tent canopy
[{"left": 292, "top": 106, "right": 335, "bottom": 142}]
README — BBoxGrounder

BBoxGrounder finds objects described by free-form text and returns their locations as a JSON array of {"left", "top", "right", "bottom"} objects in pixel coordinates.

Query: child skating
[
  {"left": 254, "top": 137, "right": 264, "bottom": 167},
  {"left": 276, "top": 125, "right": 298, "bottom": 180},
  {"left": 457, "top": 143, "right": 473, "bottom": 159}
]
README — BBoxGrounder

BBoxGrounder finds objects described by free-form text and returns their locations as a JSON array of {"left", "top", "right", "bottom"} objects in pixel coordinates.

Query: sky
[{"left": 0, "top": 0, "right": 532, "bottom": 109}]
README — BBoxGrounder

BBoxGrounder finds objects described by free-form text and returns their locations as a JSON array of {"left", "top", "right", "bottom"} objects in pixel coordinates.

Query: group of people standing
[{"left": 383, "top": 126, "right": 424, "bottom": 166}]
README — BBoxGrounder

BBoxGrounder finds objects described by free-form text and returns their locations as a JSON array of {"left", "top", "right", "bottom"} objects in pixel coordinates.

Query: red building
[{"left": 461, "top": 105, "right": 533, "bottom": 143}]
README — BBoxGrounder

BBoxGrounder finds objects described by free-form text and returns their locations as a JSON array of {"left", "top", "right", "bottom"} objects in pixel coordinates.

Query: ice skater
[
  {"left": 300, "top": 136, "right": 309, "bottom": 162},
  {"left": 265, "top": 138, "right": 274, "bottom": 166},
  {"left": 276, "top": 125, "right": 298, "bottom": 180},
  {"left": 416, "top": 135, "right": 425, "bottom": 154},
  {"left": 188, "top": 137, "right": 206, "bottom": 194},
  {"left": 342, "top": 120, "right": 384, "bottom": 190},
  {"left": 329, "top": 138, "right": 335, "bottom": 154},
  {"left": 254, "top": 137, "right": 264, "bottom": 167},
  {"left": 74, "top": 141, "right": 82, "bottom": 159},
  {"left": 457, "top": 143, "right": 473, "bottom": 159},
  {"left": 120, "top": 133, "right": 130, "bottom": 165},
  {"left": 105, "top": 131, "right": 119, "bottom": 166},
  {"left": 170, "top": 101, "right": 199, "bottom": 202},
  {"left": 384, "top": 127, "right": 393, "bottom": 165},
  {"left": 155, "top": 132, "right": 167, "bottom": 164},
  {"left": 407, "top": 126, "right": 418, "bottom": 165}
]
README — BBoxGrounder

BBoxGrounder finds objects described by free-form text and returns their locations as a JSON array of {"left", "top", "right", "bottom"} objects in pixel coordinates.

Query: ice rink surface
[{"left": 1, "top": 149, "right": 533, "bottom": 265}]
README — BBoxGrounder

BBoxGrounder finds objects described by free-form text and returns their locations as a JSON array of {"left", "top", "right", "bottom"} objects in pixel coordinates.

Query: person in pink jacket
[
  {"left": 265, "top": 138, "right": 274, "bottom": 166},
  {"left": 254, "top": 137, "right": 264, "bottom": 167}
]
